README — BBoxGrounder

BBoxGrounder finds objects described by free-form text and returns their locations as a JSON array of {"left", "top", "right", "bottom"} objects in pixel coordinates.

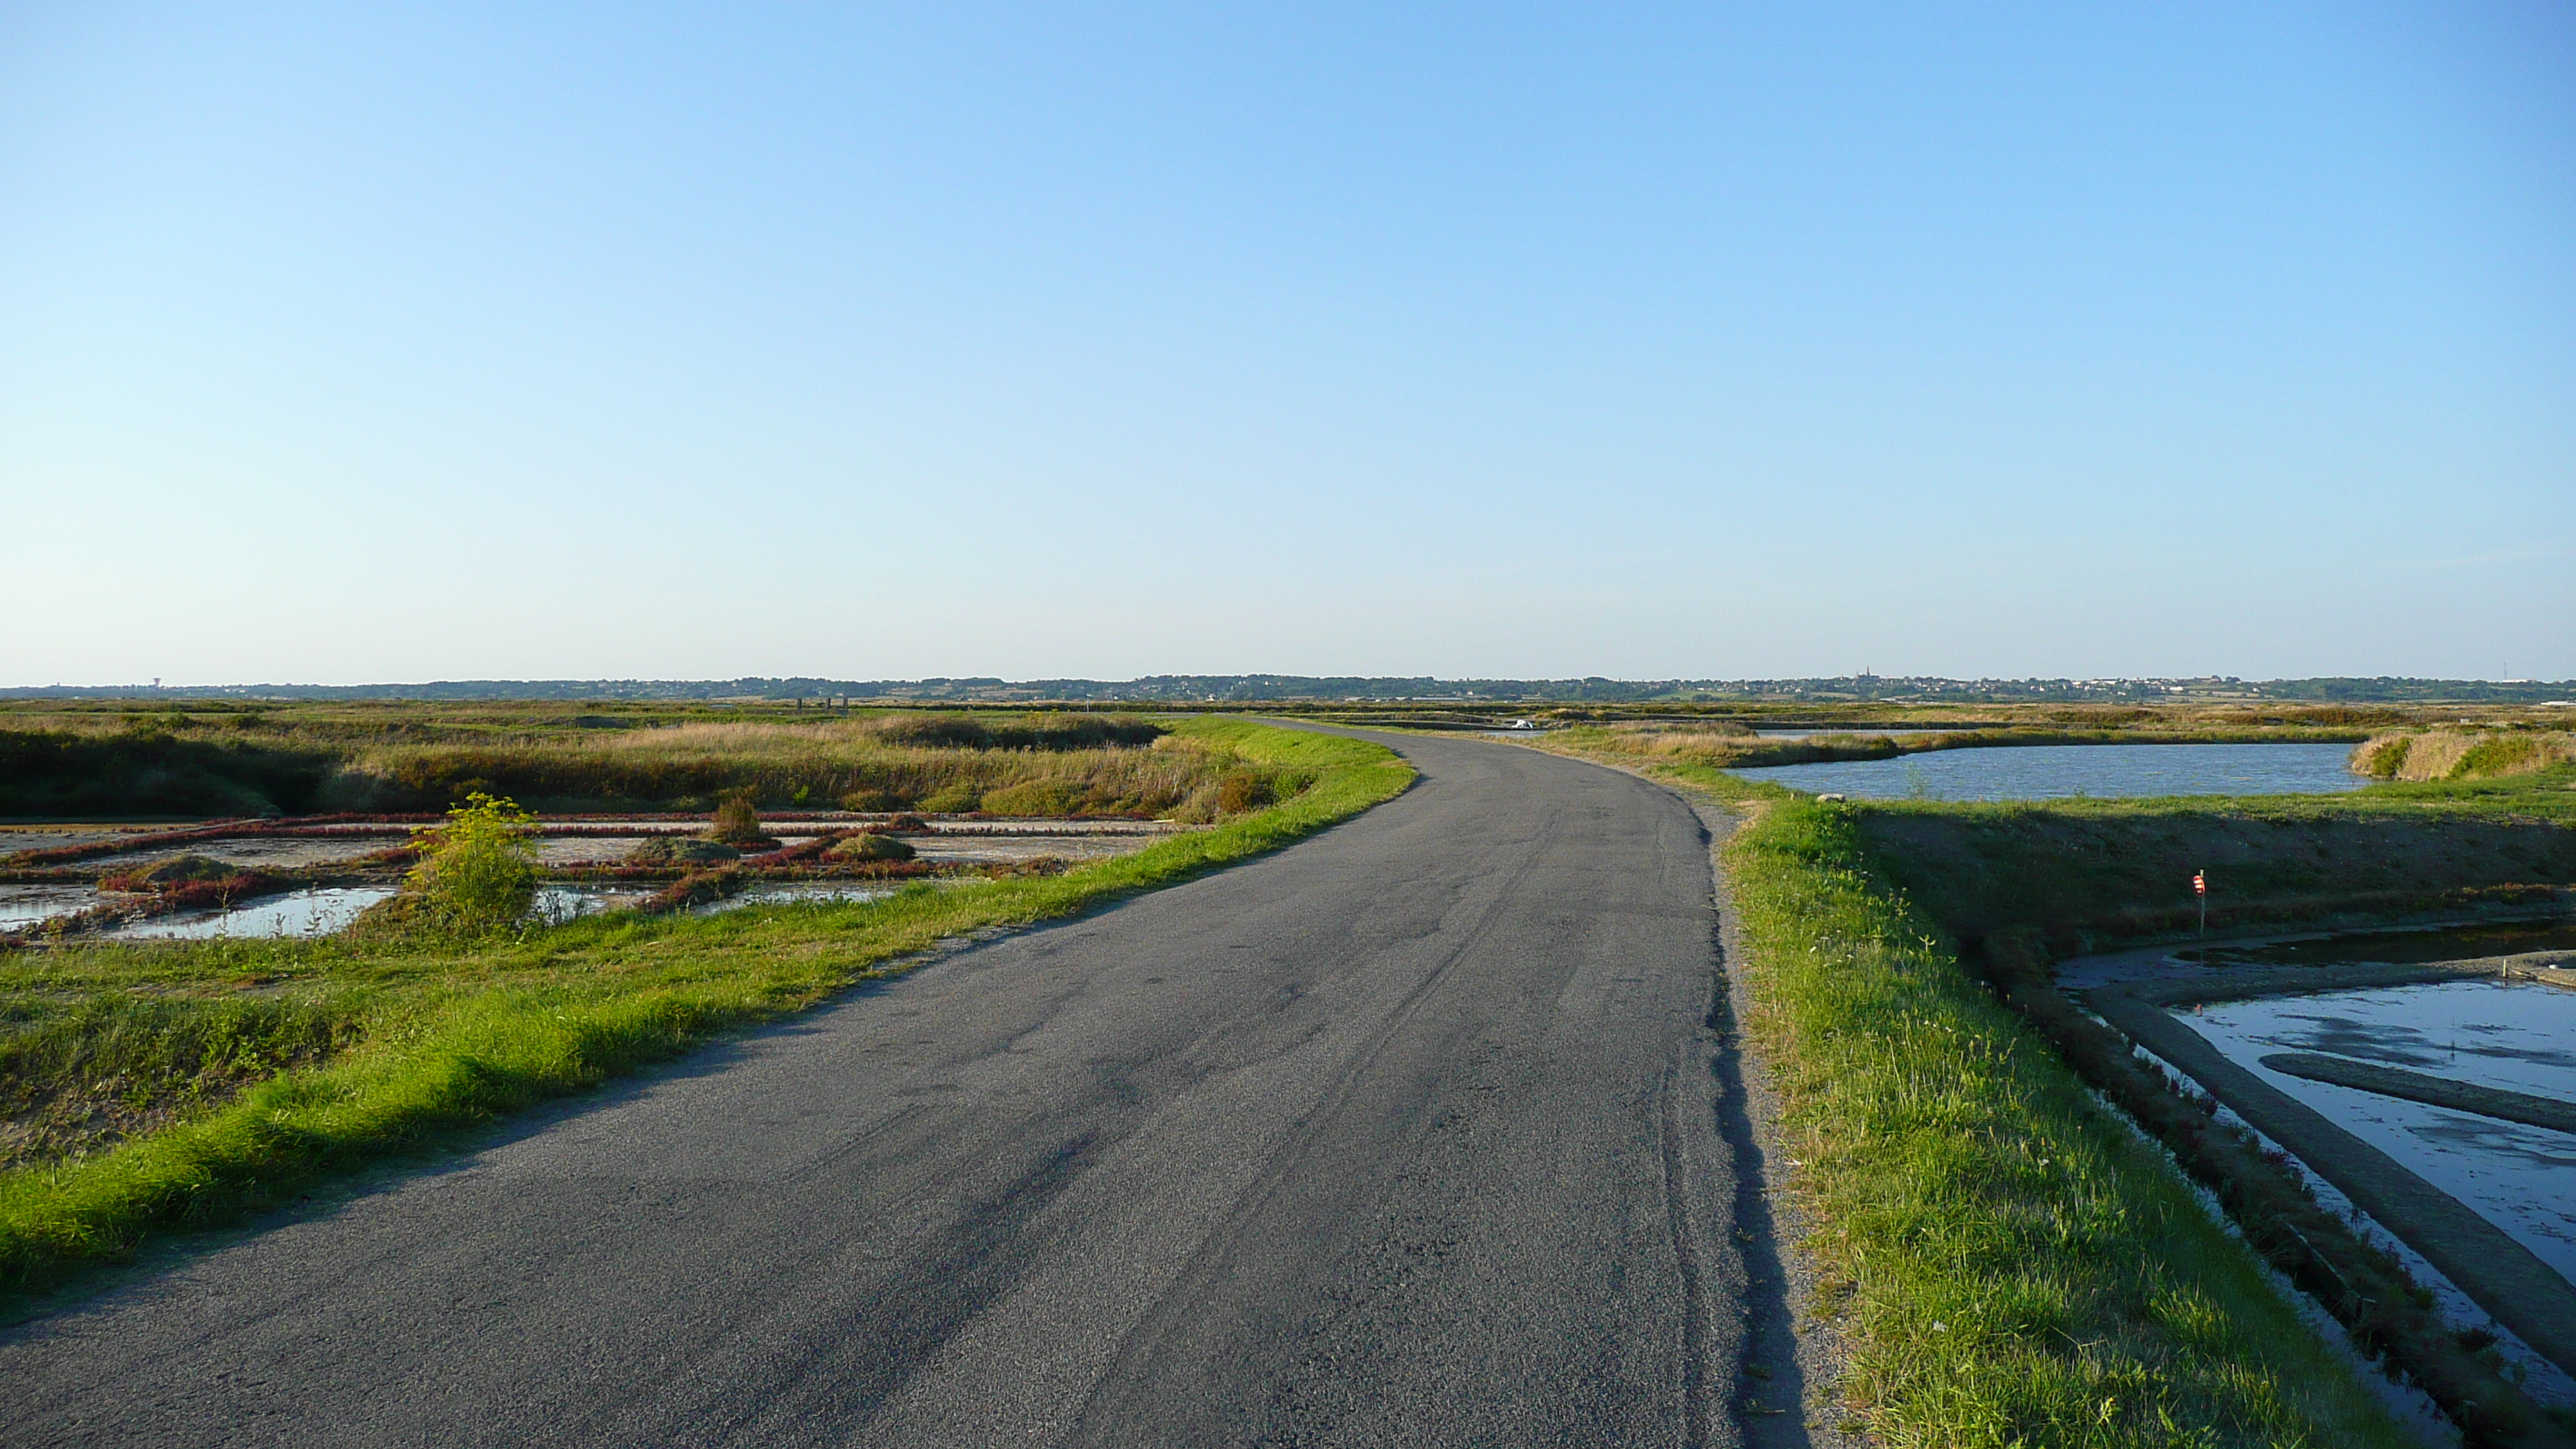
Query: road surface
[{"left": 2, "top": 731, "right": 1795, "bottom": 1447}]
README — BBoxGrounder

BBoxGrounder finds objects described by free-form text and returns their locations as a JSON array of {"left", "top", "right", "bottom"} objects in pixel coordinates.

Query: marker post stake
[{"left": 2194, "top": 870, "right": 2207, "bottom": 937}]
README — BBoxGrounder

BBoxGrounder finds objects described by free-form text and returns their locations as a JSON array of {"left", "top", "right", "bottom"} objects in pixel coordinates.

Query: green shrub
[
  {"left": 707, "top": 794, "right": 767, "bottom": 844},
  {"left": 2456, "top": 735, "right": 2542, "bottom": 778},
  {"left": 133, "top": 856, "right": 241, "bottom": 887},
  {"left": 916, "top": 783, "right": 981, "bottom": 814},
  {"left": 1215, "top": 768, "right": 1271, "bottom": 814},
  {"left": 826, "top": 832, "right": 915, "bottom": 862},
  {"left": 978, "top": 779, "right": 1075, "bottom": 815},
  {"left": 408, "top": 793, "right": 539, "bottom": 934},
  {"left": 625, "top": 837, "right": 740, "bottom": 866}
]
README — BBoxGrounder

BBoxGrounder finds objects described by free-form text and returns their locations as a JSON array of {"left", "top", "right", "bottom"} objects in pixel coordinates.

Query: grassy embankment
[
  {"left": 1536, "top": 725, "right": 2576, "bottom": 1447},
  {"left": 0, "top": 719, "right": 1411, "bottom": 1307}
]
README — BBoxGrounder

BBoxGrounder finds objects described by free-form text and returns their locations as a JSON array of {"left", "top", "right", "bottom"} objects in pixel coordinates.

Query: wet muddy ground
[{"left": 0, "top": 824, "right": 194, "bottom": 855}]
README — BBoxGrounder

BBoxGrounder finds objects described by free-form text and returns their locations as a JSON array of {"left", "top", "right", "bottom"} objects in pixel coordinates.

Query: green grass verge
[
  {"left": 0, "top": 719, "right": 1410, "bottom": 1306},
  {"left": 1525, "top": 738, "right": 2416, "bottom": 1447}
]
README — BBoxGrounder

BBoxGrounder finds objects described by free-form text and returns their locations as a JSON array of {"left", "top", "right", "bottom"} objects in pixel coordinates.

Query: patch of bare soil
[{"left": 0, "top": 825, "right": 194, "bottom": 855}]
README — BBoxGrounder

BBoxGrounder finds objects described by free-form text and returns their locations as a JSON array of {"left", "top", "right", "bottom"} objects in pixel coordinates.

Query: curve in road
[{"left": 2, "top": 731, "right": 1793, "bottom": 1447}]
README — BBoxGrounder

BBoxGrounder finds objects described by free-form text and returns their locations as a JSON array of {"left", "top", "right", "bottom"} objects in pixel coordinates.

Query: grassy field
[
  {"left": 0, "top": 701, "right": 1282, "bottom": 817},
  {"left": 1526, "top": 730, "right": 2568, "bottom": 1447},
  {"left": 0, "top": 719, "right": 1411, "bottom": 1307},
  {"left": 18, "top": 697, "right": 2565, "bottom": 817}
]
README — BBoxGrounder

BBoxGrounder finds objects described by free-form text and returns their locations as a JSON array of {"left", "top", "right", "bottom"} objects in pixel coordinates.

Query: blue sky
[{"left": 4, "top": 2, "right": 2570, "bottom": 684}]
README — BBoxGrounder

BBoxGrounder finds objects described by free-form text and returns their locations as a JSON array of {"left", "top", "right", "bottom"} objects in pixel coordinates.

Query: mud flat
[
  {"left": 0, "top": 824, "right": 194, "bottom": 855},
  {"left": 76, "top": 835, "right": 399, "bottom": 871}
]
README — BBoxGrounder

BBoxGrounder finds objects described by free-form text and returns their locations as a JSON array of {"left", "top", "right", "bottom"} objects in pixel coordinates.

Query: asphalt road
[{"left": 2, "top": 731, "right": 1787, "bottom": 1447}]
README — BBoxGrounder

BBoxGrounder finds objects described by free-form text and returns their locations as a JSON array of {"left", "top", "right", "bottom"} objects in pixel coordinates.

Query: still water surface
[
  {"left": 108, "top": 887, "right": 399, "bottom": 940},
  {"left": 533, "top": 881, "right": 902, "bottom": 921},
  {"left": 1731, "top": 742, "right": 2368, "bottom": 801},
  {"left": 0, "top": 885, "right": 101, "bottom": 930},
  {"left": 2184, "top": 980, "right": 2576, "bottom": 1284},
  {"left": 699, "top": 881, "right": 898, "bottom": 913}
]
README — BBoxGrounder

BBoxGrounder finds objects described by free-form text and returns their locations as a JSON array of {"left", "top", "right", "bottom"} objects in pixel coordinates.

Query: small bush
[
  {"left": 625, "top": 837, "right": 740, "bottom": 866},
  {"left": 1216, "top": 768, "right": 1271, "bottom": 814},
  {"left": 916, "top": 783, "right": 981, "bottom": 814},
  {"left": 2457, "top": 735, "right": 2543, "bottom": 778},
  {"left": 408, "top": 793, "right": 539, "bottom": 934},
  {"left": 838, "top": 788, "right": 899, "bottom": 812},
  {"left": 100, "top": 855, "right": 242, "bottom": 892},
  {"left": 978, "top": 780, "right": 1076, "bottom": 815},
  {"left": 826, "top": 832, "right": 916, "bottom": 862},
  {"left": 707, "top": 794, "right": 768, "bottom": 845},
  {"left": 2352, "top": 735, "right": 2412, "bottom": 779}
]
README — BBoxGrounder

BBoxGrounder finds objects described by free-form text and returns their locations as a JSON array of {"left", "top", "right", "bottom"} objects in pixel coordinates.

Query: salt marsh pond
[
  {"left": 2187, "top": 979, "right": 2576, "bottom": 1283},
  {"left": 1732, "top": 741, "right": 2369, "bottom": 800}
]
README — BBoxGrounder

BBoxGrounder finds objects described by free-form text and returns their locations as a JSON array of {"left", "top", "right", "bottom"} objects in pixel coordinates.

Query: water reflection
[
  {"left": 2185, "top": 981, "right": 2576, "bottom": 1283},
  {"left": 532, "top": 885, "right": 659, "bottom": 923},
  {"left": 1732, "top": 742, "right": 2369, "bottom": 801},
  {"left": 698, "top": 882, "right": 896, "bottom": 913},
  {"left": 108, "top": 887, "right": 398, "bottom": 940},
  {"left": 0, "top": 885, "right": 101, "bottom": 930}
]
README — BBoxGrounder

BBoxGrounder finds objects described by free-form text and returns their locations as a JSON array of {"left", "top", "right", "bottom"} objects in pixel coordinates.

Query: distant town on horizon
[{"left": 7, "top": 675, "right": 2571, "bottom": 706}]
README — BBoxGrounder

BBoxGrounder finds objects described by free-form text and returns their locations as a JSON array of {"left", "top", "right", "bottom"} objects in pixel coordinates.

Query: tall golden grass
[
  {"left": 328, "top": 723, "right": 1256, "bottom": 816},
  {"left": 2350, "top": 729, "right": 2576, "bottom": 782}
]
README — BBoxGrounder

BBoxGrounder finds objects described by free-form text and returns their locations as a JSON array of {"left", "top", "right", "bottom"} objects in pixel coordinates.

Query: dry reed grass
[
  {"left": 2352, "top": 729, "right": 2576, "bottom": 782},
  {"left": 331, "top": 727, "right": 1256, "bottom": 817}
]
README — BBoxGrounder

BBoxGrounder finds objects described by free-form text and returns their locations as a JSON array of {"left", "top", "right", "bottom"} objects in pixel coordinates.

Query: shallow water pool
[
  {"left": 1730, "top": 742, "right": 2369, "bottom": 801},
  {"left": 0, "top": 884, "right": 103, "bottom": 930},
  {"left": 698, "top": 882, "right": 899, "bottom": 913},
  {"left": 2184, "top": 980, "right": 2576, "bottom": 1283},
  {"left": 108, "top": 887, "right": 399, "bottom": 941}
]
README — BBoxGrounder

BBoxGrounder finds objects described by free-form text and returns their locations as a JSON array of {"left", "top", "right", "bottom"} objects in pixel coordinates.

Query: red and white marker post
[{"left": 2193, "top": 869, "right": 2207, "bottom": 936}]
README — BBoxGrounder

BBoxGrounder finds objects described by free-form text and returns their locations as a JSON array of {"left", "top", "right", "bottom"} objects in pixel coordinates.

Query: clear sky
[{"left": 4, "top": 2, "right": 2571, "bottom": 686}]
